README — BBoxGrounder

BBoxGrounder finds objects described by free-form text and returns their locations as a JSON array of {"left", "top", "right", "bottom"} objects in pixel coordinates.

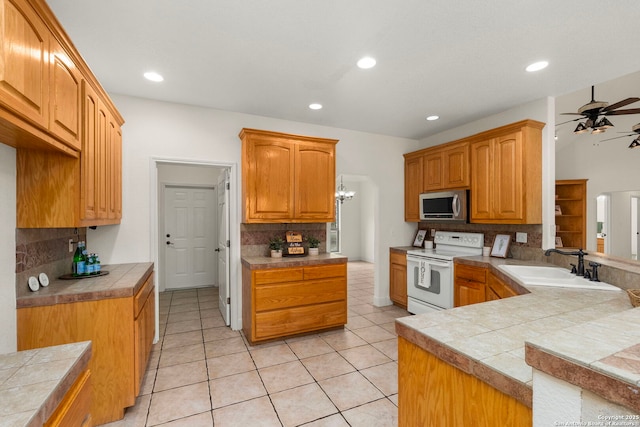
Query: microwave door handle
[{"left": 452, "top": 194, "right": 461, "bottom": 217}]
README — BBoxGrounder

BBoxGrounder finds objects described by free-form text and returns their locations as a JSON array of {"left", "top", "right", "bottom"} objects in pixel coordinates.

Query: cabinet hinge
[
  {"left": 226, "top": 297, "right": 230, "bottom": 305},
  {"left": 226, "top": 182, "right": 230, "bottom": 190}
]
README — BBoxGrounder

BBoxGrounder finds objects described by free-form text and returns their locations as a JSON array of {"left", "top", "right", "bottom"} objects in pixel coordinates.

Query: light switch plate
[
  {"left": 430, "top": 229, "right": 436, "bottom": 237},
  {"left": 516, "top": 232, "right": 527, "bottom": 243},
  {"left": 69, "top": 239, "right": 74, "bottom": 252}
]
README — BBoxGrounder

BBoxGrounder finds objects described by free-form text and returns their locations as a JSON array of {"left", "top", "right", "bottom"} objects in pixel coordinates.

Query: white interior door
[
  {"left": 165, "top": 186, "right": 216, "bottom": 289},
  {"left": 217, "top": 170, "right": 231, "bottom": 325}
]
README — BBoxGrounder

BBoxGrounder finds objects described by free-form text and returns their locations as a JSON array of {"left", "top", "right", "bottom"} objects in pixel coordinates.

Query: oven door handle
[{"left": 408, "top": 257, "right": 451, "bottom": 268}]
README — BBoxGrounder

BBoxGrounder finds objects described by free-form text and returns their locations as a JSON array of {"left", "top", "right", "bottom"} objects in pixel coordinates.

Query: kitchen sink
[{"left": 498, "top": 265, "right": 621, "bottom": 291}]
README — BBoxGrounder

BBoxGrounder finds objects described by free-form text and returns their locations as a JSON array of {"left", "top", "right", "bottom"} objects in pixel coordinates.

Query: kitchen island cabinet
[
  {"left": 17, "top": 263, "right": 154, "bottom": 426},
  {"left": 240, "top": 128, "right": 338, "bottom": 223},
  {"left": 397, "top": 256, "right": 637, "bottom": 426},
  {"left": 242, "top": 254, "right": 347, "bottom": 344},
  {"left": 0, "top": 341, "right": 92, "bottom": 427}
]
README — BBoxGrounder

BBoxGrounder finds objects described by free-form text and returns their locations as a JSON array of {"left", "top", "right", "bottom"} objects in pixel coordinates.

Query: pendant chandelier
[{"left": 335, "top": 176, "right": 355, "bottom": 204}]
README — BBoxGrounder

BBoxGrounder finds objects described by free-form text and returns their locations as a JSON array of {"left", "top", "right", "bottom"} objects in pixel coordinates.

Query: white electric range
[{"left": 406, "top": 231, "right": 484, "bottom": 314}]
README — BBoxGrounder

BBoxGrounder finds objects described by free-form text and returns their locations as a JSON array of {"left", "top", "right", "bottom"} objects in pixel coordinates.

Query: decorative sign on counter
[{"left": 285, "top": 231, "right": 305, "bottom": 256}]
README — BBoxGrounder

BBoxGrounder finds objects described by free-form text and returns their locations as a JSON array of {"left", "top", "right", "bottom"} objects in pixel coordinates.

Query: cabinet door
[
  {"left": 80, "top": 81, "right": 98, "bottom": 221},
  {"left": 108, "top": 117, "right": 122, "bottom": 220},
  {"left": 423, "top": 151, "right": 443, "bottom": 191},
  {"left": 404, "top": 155, "right": 423, "bottom": 222},
  {"left": 470, "top": 139, "right": 492, "bottom": 220},
  {"left": 294, "top": 141, "right": 335, "bottom": 221},
  {"left": 245, "top": 138, "right": 295, "bottom": 221},
  {"left": 96, "top": 102, "right": 109, "bottom": 219},
  {"left": 134, "top": 284, "right": 155, "bottom": 397},
  {"left": 390, "top": 260, "right": 407, "bottom": 307},
  {"left": 454, "top": 280, "right": 485, "bottom": 307},
  {"left": 493, "top": 132, "right": 523, "bottom": 220},
  {"left": 0, "top": 0, "right": 49, "bottom": 127},
  {"left": 49, "top": 38, "right": 81, "bottom": 150},
  {"left": 442, "top": 142, "right": 469, "bottom": 189}
]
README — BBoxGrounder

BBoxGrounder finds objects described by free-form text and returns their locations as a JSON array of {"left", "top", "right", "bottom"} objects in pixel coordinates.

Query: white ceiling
[{"left": 46, "top": 0, "right": 640, "bottom": 140}]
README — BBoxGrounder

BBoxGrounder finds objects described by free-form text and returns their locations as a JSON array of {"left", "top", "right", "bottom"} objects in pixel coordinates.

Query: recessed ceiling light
[
  {"left": 426, "top": 115, "right": 439, "bottom": 121},
  {"left": 525, "top": 61, "right": 549, "bottom": 72},
  {"left": 309, "top": 103, "right": 323, "bottom": 110},
  {"left": 144, "top": 71, "right": 164, "bottom": 82},
  {"left": 357, "top": 57, "right": 376, "bottom": 69}
]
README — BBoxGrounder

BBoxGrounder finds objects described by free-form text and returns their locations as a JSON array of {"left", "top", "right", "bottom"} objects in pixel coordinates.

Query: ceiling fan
[
  {"left": 600, "top": 123, "right": 640, "bottom": 149},
  {"left": 558, "top": 86, "right": 640, "bottom": 134}
]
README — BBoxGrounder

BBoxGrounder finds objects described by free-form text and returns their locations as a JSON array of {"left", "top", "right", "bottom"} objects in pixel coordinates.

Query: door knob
[
  {"left": 166, "top": 234, "right": 171, "bottom": 238},
  {"left": 166, "top": 241, "right": 173, "bottom": 245},
  {"left": 215, "top": 248, "right": 221, "bottom": 252}
]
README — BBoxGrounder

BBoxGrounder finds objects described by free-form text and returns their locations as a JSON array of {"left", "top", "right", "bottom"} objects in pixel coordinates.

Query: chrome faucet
[{"left": 544, "top": 248, "right": 588, "bottom": 276}]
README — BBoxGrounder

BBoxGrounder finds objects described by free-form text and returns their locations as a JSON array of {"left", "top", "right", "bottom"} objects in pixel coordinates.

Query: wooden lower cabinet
[
  {"left": 17, "top": 273, "right": 155, "bottom": 425},
  {"left": 454, "top": 264, "right": 487, "bottom": 307},
  {"left": 45, "top": 369, "right": 92, "bottom": 427},
  {"left": 243, "top": 262, "right": 347, "bottom": 344},
  {"left": 389, "top": 250, "right": 407, "bottom": 308},
  {"left": 398, "top": 337, "right": 531, "bottom": 426},
  {"left": 455, "top": 263, "right": 518, "bottom": 306}
]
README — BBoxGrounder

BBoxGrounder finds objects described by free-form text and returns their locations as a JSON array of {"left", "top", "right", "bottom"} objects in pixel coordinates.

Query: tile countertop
[
  {"left": 0, "top": 341, "right": 91, "bottom": 427},
  {"left": 241, "top": 253, "right": 348, "bottom": 270},
  {"left": 16, "top": 262, "right": 154, "bottom": 309},
  {"left": 395, "top": 255, "right": 640, "bottom": 412}
]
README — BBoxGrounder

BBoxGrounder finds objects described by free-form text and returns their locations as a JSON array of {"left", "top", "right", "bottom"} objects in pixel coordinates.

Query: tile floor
[{"left": 103, "top": 261, "right": 411, "bottom": 427}]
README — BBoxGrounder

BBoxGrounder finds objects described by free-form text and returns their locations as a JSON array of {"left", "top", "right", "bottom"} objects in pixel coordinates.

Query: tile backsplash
[
  {"left": 241, "top": 223, "right": 327, "bottom": 257},
  {"left": 16, "top": 228, "right": 86, "bottom": 298}
]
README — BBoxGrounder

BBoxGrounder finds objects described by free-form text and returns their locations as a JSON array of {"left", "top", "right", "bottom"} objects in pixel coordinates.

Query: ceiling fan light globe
[
  {"left": 595, "top": 117, "right": 614, "bottom": 129},
  {"left": 629, "top": 139, "right": 640, "bottom": 149},
  {"left": 574, "top": 122, "right": 589, "bottom": 134}
]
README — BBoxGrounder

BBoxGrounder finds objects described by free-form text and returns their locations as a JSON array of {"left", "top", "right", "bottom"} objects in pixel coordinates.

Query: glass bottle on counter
[
  {"left": 94, "top": 255, "right": 101, "bottom": 275},
  {"left": 73, "top": 242, "right": 86, "bottom": 276},
  {"left": 81, "top": 241, "right": 90, "bottom": 276},
  {"left": 87, "top": 253, "right": 95, "bottom": 275}
]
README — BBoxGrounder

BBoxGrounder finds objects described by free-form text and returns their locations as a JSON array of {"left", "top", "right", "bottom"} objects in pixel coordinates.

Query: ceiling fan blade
[
  {"left": 559, "top": 112, "right": 583, "bottom": 116},
  {"left": 556, "top": 117, "right": 582, "bottom": 126},
  {"left": 600, "top": 134, "right": 634, "bottom": 142},
  {"left": 602, "top": 97, "right": 640, "bottom": 112},
  {"left": 605, "top": 108, "right": 640, "bottom": 116}
]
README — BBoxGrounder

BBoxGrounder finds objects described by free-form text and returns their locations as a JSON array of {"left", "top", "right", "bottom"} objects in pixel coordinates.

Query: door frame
[{"left": 150, "top": 157, "right": 241, "bottom": 336}]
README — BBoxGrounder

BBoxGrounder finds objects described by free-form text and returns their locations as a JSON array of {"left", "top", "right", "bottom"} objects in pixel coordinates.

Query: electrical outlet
[
  {"left": 430, "top": 229, "right": 436, "bottom": 237},
  {"left": 516, "top": 232, "right": 527, "bottom": 243},
  {"left": 69, "top": 239, "right": 74, "bottom": 252}
]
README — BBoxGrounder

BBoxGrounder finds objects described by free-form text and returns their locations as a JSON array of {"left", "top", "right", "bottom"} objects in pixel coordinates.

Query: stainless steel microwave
[{"left": 419, "top": 190, "right": 468, "bottom": 222}]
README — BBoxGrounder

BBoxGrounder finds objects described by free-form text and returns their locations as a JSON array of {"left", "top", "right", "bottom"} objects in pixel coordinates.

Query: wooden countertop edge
[
  {"left": 525, "top": 342, "right": 640, "bottom": 413},
  {"left": 16, "top": 263, "right": 154, "bottom": 308},
  {"left": 396, "top": 321, "right": 532, "bottom": 408},
  {"left": 241, "top": 254, "right": 348, "bottom": 270}
]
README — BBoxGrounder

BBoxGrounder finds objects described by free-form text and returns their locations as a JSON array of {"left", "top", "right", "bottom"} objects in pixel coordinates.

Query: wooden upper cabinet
[
  {"left": 240, "top": 128, "right": 337, "bottom": 223},
  {"left": 442, "top": 142, "right": 469, "bottom": 189},
  {"left": 470, "top": 120, "right": 544, "bottom": 224},
  {"left": 404, "top": 153, "right": 423, "bottom": 222},
  {"left": 0, "top": 0, "right": 49, "bottom": 127},
  {"left": 404, "top": 140, "right": 469, "bottom": 222},
  {"left": 295, "top": 142, "right": 335, "bottom": 221},
  {"left": 49, "top": 38, "right": 81, "bottom": 150}
]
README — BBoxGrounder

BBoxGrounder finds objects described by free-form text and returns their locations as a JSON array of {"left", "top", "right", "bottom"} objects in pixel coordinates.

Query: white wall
[
  {"left": 86, "top": 94, "right": 417, "bottom": 321},
  {"left": 338, "top": 179, "right": 362, "bottom": 260},
  {"left": 0, "top": 144, "right": 16, "bottom": 354},
  {"left": 556, "top": 126, "right": 640, "bottom": 255}
]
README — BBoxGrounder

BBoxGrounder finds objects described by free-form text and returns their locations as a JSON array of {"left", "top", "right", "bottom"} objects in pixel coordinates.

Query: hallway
[{"left": 104, "top": 262, "right": 411, "bottom": 426}]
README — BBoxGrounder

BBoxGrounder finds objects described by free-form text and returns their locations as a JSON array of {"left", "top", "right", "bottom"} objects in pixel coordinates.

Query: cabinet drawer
[
  {"left": 255, "top": 278, "right": 346, "bottom": 312},
  {"left": 390, "top": 251, "right": 407, "bottom": 266},
  {"left": 455, "top": 264, "right": 486, "bottom": 283},
  {"left": 255, "top": 301, "right": 347, "bottom": 340},
  {"left": 134, "top": 273, "right": 154, "bottom": 318},
  {"left": 303, "top": 263, "right": 346, "bottom": 280},
  {"left": 254, "top": 268, "right": 303, "bottom": 285}
]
